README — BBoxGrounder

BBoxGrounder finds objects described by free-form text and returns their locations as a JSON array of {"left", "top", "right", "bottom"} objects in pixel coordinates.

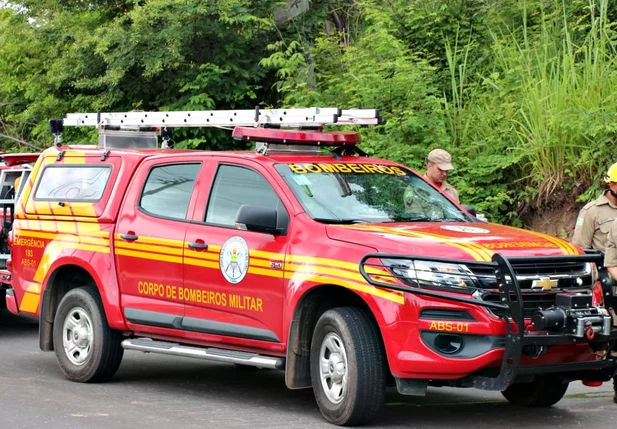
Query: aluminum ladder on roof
[{"left": 61, "top": 107, "right": 381, "bottom": 128}]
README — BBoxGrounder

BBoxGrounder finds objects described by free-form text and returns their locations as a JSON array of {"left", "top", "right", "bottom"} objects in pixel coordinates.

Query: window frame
[
  {"left": 203, "top": 163, "right": 290, "bottom": 234},
  {"left": 33, "top": 164, "right": 113, "bottom": 203},
  {"left": 137, "top": 161, "right": 202, "bottom": 222}
]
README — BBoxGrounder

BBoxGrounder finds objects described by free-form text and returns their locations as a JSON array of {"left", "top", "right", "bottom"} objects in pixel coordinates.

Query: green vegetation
[{"left": 1, "top": 0, "right": 616, "bottom": 224}]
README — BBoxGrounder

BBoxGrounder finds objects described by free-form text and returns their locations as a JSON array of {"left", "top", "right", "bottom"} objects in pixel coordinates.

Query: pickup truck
[{"left": 4, "top": 108, "right": 617, "bottom": 425}]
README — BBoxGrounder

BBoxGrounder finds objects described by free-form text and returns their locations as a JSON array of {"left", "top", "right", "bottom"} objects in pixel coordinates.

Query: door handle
[
  {"left": 188, "top": 241, "right": 208, "bottom": 250},
  {"left": 120, "top": 233, "right": 139, "bottom": 241}
]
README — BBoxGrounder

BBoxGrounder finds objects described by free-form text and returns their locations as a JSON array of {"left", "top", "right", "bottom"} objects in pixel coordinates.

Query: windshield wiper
[
  {"left": 386, "top": 214, "right": 433, "bottom": 222},
  {"left": 313, "top": 218, "right": 370, "bottom": 225},
  {"left": 435, "top": 217, "right": 467, "bottom": 222}
]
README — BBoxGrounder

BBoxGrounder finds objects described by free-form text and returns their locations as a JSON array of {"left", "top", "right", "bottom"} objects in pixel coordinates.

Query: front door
[{"left": 183, "top": 160, "right": 290, "bottom": 350}]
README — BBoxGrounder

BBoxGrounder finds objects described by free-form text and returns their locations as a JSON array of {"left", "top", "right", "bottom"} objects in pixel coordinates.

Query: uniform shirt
[
  {"left": 424, "top": 176, "right": 460, "bottom": 203},
  {"left": 442, "top": 182, "right": 459, "bottom": 203},
  {"left": 603, "top": 220, "right": 617, "bottom": 267},
  {"left": 571, "top": 193, "right": 617, "bottom": 251}
]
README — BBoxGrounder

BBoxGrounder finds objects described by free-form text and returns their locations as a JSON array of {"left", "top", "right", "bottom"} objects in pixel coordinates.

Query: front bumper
[
  {"left": 4, "top": 288, "right": 19, "bottom": 315},
  {"left": 361, "top": 252, "right": 617, "bottom": 390}
]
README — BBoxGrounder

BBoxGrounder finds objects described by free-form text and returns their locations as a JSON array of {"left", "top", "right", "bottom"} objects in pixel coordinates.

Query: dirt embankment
[{"left": 518, "top": 188, "right": 586, "bottom": 240}]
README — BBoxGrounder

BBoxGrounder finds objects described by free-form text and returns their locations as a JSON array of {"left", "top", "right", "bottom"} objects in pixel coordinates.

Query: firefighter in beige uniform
[
  {"left": 602, "top": 219, "right": 617, "bottom": 404},
  {"left": 572, "top": 163, "right": 617, "bottom": 251},
  {"left": 424, "top": 149, "right": 459, "bottom": 203},
  {"left": 593, "top": 163, "right": 617, "bottom": 404}
]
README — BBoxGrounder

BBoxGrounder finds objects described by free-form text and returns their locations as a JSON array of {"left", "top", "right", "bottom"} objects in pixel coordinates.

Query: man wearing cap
[
  {"left": 425, "top": 149, "right": 459, "bottom": 203},
  {"left": 572, "top": 162, "right": 617, "bottom": 251},
  {"left": 582, "top": 162, "right": 617, "bottom": 404}
]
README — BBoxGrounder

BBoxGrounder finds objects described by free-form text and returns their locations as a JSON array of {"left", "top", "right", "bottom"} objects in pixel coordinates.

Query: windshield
[{"left": 274, "top": 162, "right": 468, "bottom": 224}]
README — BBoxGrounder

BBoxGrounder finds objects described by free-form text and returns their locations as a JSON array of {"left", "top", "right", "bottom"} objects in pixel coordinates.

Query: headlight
[{"left": 381, "top": 259, "right": 480, "bottom": 291}]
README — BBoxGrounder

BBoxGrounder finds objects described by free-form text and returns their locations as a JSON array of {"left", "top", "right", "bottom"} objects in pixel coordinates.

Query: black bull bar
[{"left": 359, "top": 252, "right": 617, "bottom": 390}]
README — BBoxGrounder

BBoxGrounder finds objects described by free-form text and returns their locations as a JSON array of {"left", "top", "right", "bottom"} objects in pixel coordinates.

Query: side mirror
[
  {"left": 235, "top": 205, "right": 280, "bottom": 235},
  {"left": 462, "top": 204, "right": 477, "bottom": 217}
]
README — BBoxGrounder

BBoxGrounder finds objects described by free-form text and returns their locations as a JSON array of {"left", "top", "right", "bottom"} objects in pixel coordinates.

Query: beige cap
[{"left": 427, "top": 149, "right": 454, "bottom": 170}]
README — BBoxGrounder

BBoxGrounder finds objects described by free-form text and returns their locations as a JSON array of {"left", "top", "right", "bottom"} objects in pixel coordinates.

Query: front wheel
[
  {"left": 53, "top": 286, "right": 124, "bottom": 383},
  {"left": 502, "top": 376, "right": 569, "bottom": 407},
  {"left": 310, "top": 307, "right": 386, "bottom": 426}
]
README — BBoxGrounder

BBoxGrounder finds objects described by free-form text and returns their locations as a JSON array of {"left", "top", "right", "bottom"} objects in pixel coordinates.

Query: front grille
[
  {"left": 468, "top": 261, "right": 592, "bottom": 290},
  {"left": 470, "top": 261, "right": 593, "bottom": 318},
  {"left": 482, "top": 292, "right": 560, "bottom": 318}
]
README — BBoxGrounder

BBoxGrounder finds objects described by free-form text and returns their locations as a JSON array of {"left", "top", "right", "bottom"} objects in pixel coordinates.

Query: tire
[
  {"left": 53, "top": 286, "right": 124, "bottom": 383},
  {"left": 310, "top": 307, "right": 386, "bottom": 426},
  {"left": 502, "top": 376, "right": 569, "bottom": 407}
]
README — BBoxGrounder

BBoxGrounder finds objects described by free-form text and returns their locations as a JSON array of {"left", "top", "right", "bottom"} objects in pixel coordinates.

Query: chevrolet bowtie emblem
[{"left": 532, "top": 277, "right": 558, "bottom": 291}]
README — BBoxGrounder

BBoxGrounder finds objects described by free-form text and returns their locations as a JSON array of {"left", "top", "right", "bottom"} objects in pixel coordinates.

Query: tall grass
[
  {"left": 445, "top": 0, "right": 617, "bottom": 207},
  {"left": 508, "top": 0, "right": 617, "bottom": 202}
]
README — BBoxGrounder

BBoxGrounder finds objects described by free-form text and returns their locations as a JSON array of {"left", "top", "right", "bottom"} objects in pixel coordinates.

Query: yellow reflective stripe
[
  {"left": 184, "top": 256, "right": 284, "bottom": 278},
  {"left": 250, "top": 259, "right": 278, "bottom": 268},
  {"left": 17, "top": 230, "right": 109, "bottom": 246},
  {"left": 34, "top": 204, "right": 53, "bottom": 215},
  {"left": 286, "top": 262, "right": 384, "bottom": 285},
  {"left": 114, "top": 234, "right": 184, "bottom": 248},
  {"left": 114, "top": 241, "right": 183, "bottom": 256},
  {"left": 408, "top": 230, "right": 494, "bottom": 262},
  {"left": 524, "top": 230, "right": 579, "bottom": 255},
  {"left": 26, "top": 283, "right": 41, "bottom": 294},
  {"left": 248, "top": 267, "right": 284, "bottom": 278},
  {"left": 184, "top": 250, "right": 219, "bottom": 261},
  {"left": 20, "top": 292, "right": 40, "bottom": 313},
  {"left": 285, "top": 272, "right": 404, "bottom": 304},
  {"left": 74, "top": 244, "right": 109, "bottom": 253},
  {"left": 115, "top": 248, "right": 182, "bottom": 264},
  {"left": 353, "top": 225, "right": 492, "bottom": 262},
  {"left": 207, "top": 244, "right": 221, "bottom": 253},
  {"left": 287, "top": 254, "right": 359, "bottom": 271},
  {"left": 184, "top": 257, "right": 219, "bottom": 269}
]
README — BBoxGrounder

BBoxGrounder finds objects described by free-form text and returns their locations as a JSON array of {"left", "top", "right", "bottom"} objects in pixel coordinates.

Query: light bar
[
  {"left": 1, "top": 153, "right": 41, "bottom": 166},
  {"left": 232, "top": 127, "right": 360, "bottom": 146}
]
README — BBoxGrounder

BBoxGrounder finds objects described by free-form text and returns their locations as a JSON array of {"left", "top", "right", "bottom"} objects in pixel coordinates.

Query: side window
[
  {"left": 35, "top": 165, "right": 112, "bottom": 201},
  {"left": 205, "top": 164, "right": 288, "bottom": 229},
  {"left": 140, "top": 163, "right": 201, "bottom": 220}
]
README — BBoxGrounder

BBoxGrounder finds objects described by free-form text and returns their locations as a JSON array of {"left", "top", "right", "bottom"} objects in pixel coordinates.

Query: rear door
[
  {"left": 183, "top": 159, "right": 291, "bottom": 349},
  {"left": 115, "top": 156, "right": 203, "bottom": 333}
]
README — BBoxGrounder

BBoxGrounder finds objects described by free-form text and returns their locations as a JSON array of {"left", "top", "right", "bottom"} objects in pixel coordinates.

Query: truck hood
[{"left": 326, "top": 222, "right": 582, "bottom": 262}]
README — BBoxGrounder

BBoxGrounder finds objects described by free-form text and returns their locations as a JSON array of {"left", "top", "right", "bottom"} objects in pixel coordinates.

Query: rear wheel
[
  {"left": 502, "top": 376, "right": 569, "bottom": 407},
  {"left": 310, "top": 307, "right": 386, "bottom": 426},
  {"left": 53, "top": 286, "right": 124, "bottom": 382}
]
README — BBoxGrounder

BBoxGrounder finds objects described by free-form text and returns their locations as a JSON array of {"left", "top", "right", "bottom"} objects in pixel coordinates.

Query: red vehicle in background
[
  {"left": 3, "top": 108, "right": 617, "bottom": 426},
  {"left": 0, "top": 152, "right": 39, "bottom": 307}
]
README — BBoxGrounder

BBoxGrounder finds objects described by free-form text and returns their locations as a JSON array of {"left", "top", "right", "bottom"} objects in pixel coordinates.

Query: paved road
[{"left": 1, "top": 310, "right": 616, "bottom": 429}]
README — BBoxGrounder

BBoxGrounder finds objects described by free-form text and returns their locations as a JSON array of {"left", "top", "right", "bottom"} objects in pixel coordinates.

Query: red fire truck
[{"left": 4, "top": 108, "right": 617, "bottom": 425}]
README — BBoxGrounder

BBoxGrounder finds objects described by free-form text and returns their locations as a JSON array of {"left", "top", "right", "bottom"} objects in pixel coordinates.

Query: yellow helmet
[{"left": 605, "top": 162, "right": 617, "bottom": 183}]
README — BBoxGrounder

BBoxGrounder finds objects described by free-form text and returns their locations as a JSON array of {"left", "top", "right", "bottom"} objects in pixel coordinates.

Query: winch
[{"left": 531, "top": 293, "right": 612, "bottom": 339}]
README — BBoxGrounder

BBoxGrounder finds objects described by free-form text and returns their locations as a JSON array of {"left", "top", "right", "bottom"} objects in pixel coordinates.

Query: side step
[{"left": 121, "top": 338, "right": 286, "bottom": 370}]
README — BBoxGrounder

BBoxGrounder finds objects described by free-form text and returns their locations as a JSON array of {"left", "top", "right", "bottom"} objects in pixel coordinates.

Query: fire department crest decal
[{"left": 220, "top": 236, "right": 250, "bottom": 284}]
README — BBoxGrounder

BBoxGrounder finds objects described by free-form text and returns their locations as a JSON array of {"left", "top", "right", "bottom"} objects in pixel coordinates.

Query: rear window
[{"left": 34, "top": 165, "right": 112, "bottom": 202}]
